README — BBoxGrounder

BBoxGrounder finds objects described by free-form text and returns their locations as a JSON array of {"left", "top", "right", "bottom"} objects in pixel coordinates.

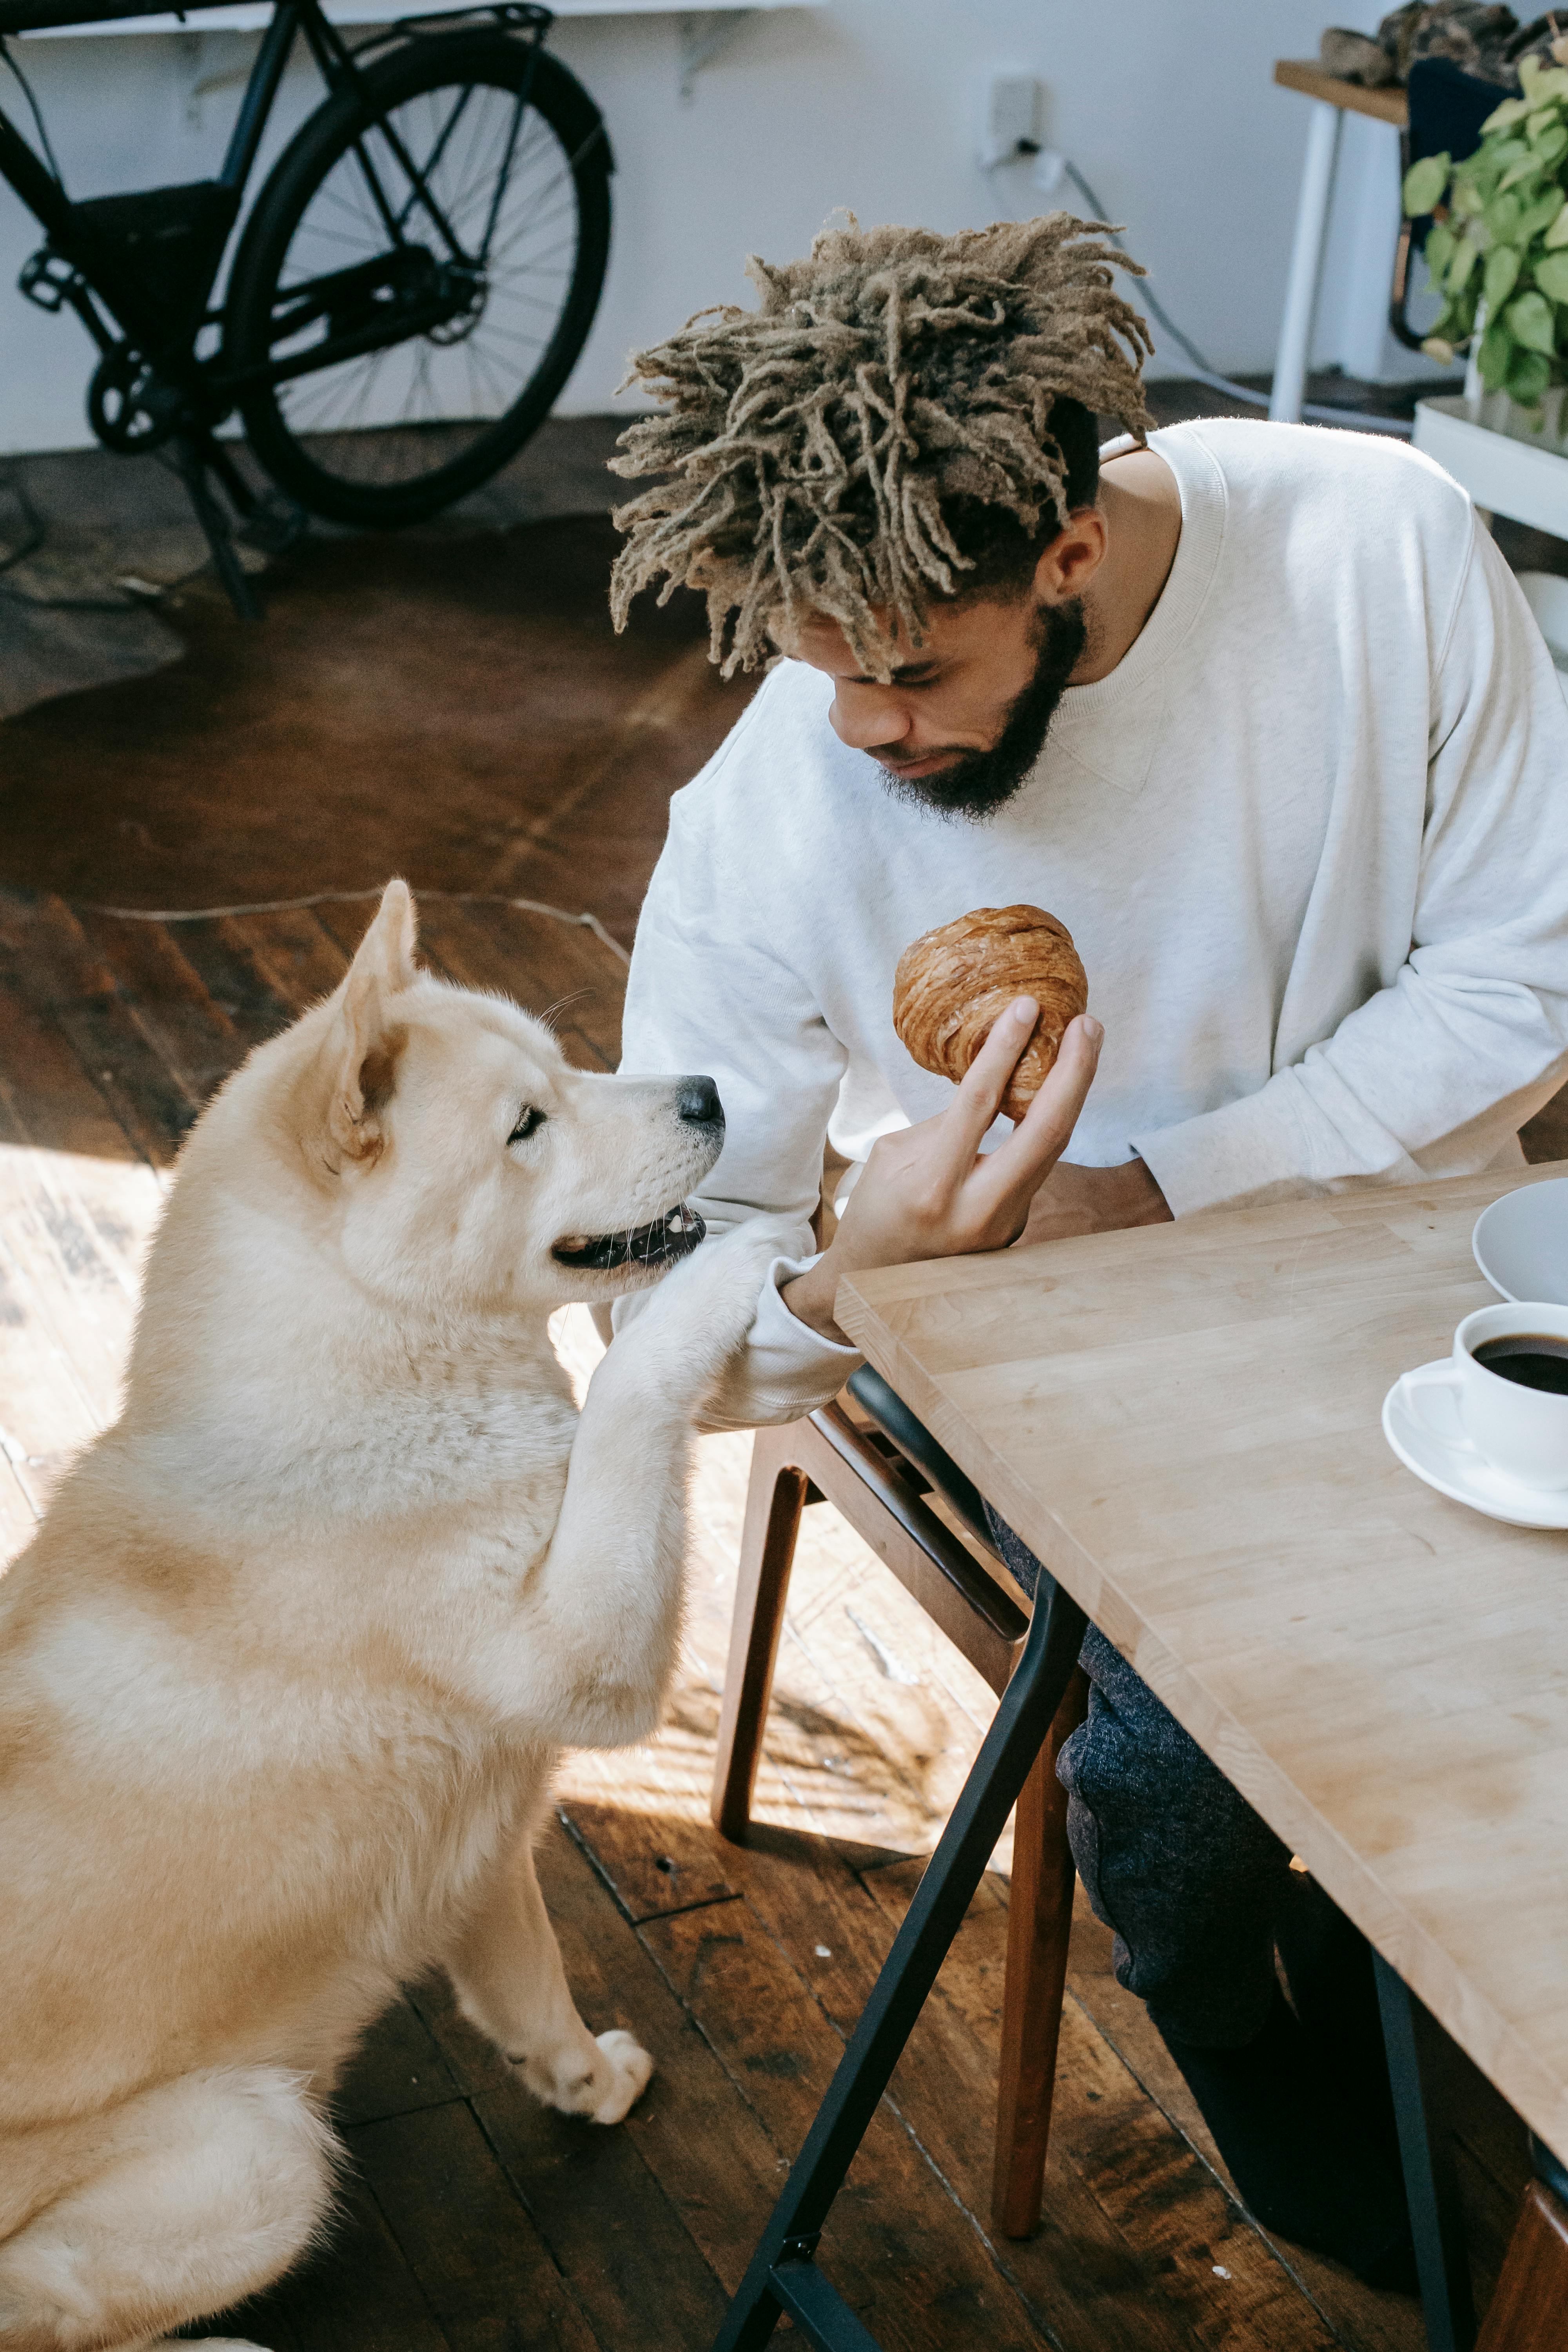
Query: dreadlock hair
[{"left": 608, "top": 214, "right": 1154, "bottom": 680}]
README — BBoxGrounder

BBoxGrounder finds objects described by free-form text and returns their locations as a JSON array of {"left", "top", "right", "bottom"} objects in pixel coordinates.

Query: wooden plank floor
[{"left": 0, "top": 880, "right": 1544, "bottom": 2352}]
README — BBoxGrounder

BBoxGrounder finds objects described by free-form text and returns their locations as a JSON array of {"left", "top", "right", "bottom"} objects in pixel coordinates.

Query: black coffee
[{"left": 1473, "top": 1335, "right": 1568, "bottom": 1394}]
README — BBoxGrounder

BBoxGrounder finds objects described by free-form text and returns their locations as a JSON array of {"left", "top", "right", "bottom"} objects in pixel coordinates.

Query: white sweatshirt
[{"left": 616, "top": 418, "right": 1568, "bottom": 1427}]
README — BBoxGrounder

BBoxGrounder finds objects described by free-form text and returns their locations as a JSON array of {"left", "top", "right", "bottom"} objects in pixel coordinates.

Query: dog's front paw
[
  {"left": 514, "top": 2026, "right": 653, "bottom": 2123},
  {"left": 629, "top": 1216, "right": 794, "bottom": 1371}
]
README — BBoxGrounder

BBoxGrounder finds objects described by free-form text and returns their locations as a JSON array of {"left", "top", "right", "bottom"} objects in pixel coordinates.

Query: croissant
[{"left": 893, "top": 905, "right": 1088, "bottom": 1124}]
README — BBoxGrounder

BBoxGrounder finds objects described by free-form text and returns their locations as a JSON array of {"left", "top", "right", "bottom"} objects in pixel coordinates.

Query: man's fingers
[
  {"left": 1016, "top": 1013, "right": 1103, "bottom": 1160},
  {"left": 975, "top": 1013, "right": 1103, "bottom": 1199},
  {"left": 943, "top": 997, "right": 1042, "bottom": 1156}
]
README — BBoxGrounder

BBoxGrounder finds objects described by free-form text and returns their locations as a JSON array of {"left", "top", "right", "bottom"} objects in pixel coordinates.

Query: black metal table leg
[
  {"left": 1375, "top": 1951, "right": 1477, "bottom": 2352},
  {"left": 710, "top": 1566, "right": 1089, "bottom": 2352}
]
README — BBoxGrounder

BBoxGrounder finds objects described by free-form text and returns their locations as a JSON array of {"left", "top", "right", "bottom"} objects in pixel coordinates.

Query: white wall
[{"left": 0, "top": 0, "right": 1423, "bottom": 455}]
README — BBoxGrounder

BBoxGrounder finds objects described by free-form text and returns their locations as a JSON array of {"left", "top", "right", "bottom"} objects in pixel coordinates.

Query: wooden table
[
  {"left": 1270, "top": 61, "right": 1409, "bottom": 425},
  {"left": 839, "top": 1163, "right": 1568, "bottom": 2164},
  {"left": 712, "top": 1164, "right": 1568, "bottom": 2352}
]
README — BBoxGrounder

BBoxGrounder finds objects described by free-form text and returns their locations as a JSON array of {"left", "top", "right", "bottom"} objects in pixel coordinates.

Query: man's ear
[
  {"left": 1033, "top": 506, "right": 1107, "bottom": 604},
  {"left": 318, "top": 880, "right": 417, "bottom": 1172}
]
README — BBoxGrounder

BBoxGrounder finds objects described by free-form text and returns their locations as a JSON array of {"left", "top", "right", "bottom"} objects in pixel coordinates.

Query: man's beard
[{"left": 875, "top": 598, "right": 1088, "bottom": 820}]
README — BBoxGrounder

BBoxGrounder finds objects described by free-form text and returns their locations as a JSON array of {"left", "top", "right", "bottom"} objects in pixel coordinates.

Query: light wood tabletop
[{"left": 835, "top": 1164, "right": 1568, "bottom": 2164}]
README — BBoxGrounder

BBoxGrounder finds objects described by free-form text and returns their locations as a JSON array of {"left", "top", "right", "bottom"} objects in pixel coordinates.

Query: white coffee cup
[{"left": 1405, "top": 1302, "right": 1568, "bottom": 1491}]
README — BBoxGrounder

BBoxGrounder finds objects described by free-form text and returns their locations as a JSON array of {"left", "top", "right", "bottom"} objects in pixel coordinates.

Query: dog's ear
[{"left": 318, "top": 881, "right": 417, "bottom": 1172}]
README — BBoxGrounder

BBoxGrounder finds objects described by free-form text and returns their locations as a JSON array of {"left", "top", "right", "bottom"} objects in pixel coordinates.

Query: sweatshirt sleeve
[
  {"left": 611, "top": 780, "right": 862, "bottom": 1428},
  {"left": 1134, "top": 517, "right": 1568, "bottom": 1214}
]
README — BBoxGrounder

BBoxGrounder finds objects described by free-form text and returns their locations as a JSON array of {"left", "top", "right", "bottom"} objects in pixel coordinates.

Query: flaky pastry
[{"left": 893, "top": 905, "right": 1089, "bottom": 1123}]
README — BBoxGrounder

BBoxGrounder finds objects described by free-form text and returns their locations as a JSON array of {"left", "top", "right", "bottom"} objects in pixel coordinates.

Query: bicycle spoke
[
  {"left": 475, "top": 90, "right": 527, "bottom": 262},
  {"left": 483, "top": 200, "right": 579, "bottom": 273}
]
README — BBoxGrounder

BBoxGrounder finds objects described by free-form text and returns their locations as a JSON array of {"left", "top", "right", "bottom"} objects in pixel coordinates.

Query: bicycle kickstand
[
  {"left": 208, "top": 441, "right": 308, "bottom": 562},
  {"left": 168, "top": 433, "right": 263, "bottom": 622}
]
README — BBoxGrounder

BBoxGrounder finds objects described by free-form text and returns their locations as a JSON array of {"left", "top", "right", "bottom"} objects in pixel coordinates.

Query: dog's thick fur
[{"left": 0, "top": 884, "right": 778, "bottom": 2352}]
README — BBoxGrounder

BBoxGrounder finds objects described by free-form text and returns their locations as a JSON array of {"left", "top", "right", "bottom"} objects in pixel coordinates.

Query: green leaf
[
  {"left": 1422, "top": 335, "right": 1457, "bottom": 365},
  {"left": 1448, "top": 235, "right": 1481, "bottom": 290},
  {"left": 1483, "top": 95, "right": 1534, "bottom": 132},
  {"left": 1544, "top": 197, "right": 1568, "bottom": 246},
  {"left": 1425, "top": 222, "right": 1456, "bottom": 280},
  {"left": 1499, "top": 154, "right": 1544, "bottom": 192},
  {"left": 1486, "top": 191, "right": 1524, "bottom": 241},
  {"left": 1533, "top": 249, "right": 1568, "bottom": 301},
  {"left": 1403, "top": 154, "right": 1450, "bottom": 216},
  {"left": 1507, "top": 287, "right": 1557, "bottom": 353},
  {"left": 1486, "top": 243, "right": 1523, "bottom": 308},
  {"left": 1452, "top": 176, "right": 1486, "bottom": 218},
  {"left": 1536, "top": 123, "right": 1568, "bottom": 168},
  {"left": 1519, "top": 189, "right": 1567, "bottom": 241},
  {"left": 1480, "top": 315, "right": 1515, "bottom": 390},
  {"left": 1507, "top": 346, "right": 1553, "bottom": 403},
  {"left": 1519, "top": 58, "right": 1568, "bottom": 105}
]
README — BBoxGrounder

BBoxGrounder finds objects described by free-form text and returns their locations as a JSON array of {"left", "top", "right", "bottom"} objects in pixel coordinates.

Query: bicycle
[{"left": 0, "top": 0, "right": 612, "bottom": 613}]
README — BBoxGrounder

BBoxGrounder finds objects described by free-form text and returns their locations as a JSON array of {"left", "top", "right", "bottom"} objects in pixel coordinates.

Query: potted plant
[{"left": 1408, "top": 45, "right": 1568, "bottom": 447}]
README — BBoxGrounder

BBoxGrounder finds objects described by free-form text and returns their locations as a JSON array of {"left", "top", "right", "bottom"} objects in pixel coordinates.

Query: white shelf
[
  {"left": 1413, "top": 394, "right": 1568, "bottom": 539},
  {"left": 24, "top": 0, "right": 789, "bottom": 36}
]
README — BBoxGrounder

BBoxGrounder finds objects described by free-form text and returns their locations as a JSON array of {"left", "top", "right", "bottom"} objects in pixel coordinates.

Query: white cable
[
  {"left": 1025, "top": 152, "right": 1419, "bottom": 439},
  {"left": 76, "top": 887, "right": 630, "bottom": 965}
]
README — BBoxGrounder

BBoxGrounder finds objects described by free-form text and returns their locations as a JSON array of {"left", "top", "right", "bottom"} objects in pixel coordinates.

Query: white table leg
[{"left": 1270, "top": 98, "right": 1343, "bottom": 424}]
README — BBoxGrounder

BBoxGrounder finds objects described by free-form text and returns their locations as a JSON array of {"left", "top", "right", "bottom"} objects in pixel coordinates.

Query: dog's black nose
[{"left": 677, "top": 1076, "right": 723, "bottom": 1128}]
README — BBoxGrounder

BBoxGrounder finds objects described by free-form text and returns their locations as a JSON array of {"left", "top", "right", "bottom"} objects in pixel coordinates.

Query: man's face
[{"left": 785, "top": 516, "right": 1106, "bottom": 820}]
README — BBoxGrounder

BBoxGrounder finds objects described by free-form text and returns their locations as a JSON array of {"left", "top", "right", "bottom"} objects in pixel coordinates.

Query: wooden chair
[
  {"left": 1475, "top": 2136, "right": 1568, "bottom": 2352},
  {"left": 710, "top": 1364, "right": 1088, "bottom": 2239}
]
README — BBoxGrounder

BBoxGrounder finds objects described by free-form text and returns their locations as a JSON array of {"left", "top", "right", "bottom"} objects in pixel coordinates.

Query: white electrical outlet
[
  {"left": 1031, "top": 148, "right": 1068, "bottom": 201},
  {"left": 978, "top": 74, "right": 1040, "bottom": 169}
]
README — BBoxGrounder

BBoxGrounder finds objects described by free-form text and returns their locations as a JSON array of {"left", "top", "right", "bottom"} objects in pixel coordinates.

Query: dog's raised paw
[{"left": 619, "top": 1216, "right": 793, "bottom": 1383}]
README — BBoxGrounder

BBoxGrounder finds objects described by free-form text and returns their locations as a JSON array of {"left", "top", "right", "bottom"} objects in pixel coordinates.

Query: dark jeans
[{"left": 989, "top": 1511, "right": 1292, "bottom": 2049}]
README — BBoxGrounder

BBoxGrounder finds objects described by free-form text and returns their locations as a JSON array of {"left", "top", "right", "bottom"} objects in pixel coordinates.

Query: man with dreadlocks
[{"left": 605, "top": 216, "right": 1568, "bottom": 2285}]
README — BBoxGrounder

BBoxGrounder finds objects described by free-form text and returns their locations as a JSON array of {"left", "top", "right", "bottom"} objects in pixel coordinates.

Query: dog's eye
[{"left": 508, "top": 1106, "right": 546, "bottom": 1146}]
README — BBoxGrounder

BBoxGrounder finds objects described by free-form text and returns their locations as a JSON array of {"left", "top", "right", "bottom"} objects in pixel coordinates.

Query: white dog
[{"left": 0, "top": 882, "right": 777, "bottom": 2352}]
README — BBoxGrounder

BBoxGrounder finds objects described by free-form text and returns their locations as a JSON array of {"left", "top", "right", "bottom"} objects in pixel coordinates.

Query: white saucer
[
  {"left": 1473, "top": 1177, "right": 1568, "bottom": 1305},
  {"left": 1383, "top": 1359, "right": 1568, "bottom": 1528}
]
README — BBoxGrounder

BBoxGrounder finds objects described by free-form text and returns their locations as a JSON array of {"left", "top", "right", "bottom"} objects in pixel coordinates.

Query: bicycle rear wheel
[{"left": 224, "top": 32, "right": 611, "bottom": 528}]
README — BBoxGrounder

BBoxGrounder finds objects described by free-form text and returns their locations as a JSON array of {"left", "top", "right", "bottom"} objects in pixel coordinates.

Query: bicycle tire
[{"left": 224, "top": 33, "right": 611, "bottom": 529}]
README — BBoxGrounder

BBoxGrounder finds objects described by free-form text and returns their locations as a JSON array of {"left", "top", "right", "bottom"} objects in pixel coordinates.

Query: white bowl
[{"left": 1472, "top": 1176, "right": 1568, "bottom": 1306}]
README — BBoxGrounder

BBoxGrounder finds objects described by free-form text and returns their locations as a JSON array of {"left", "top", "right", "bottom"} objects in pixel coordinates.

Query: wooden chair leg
[
  {"left": 1475, "top": 2178, "right": 1568, "bottom": 2352},
  {"left": 711, "top": 1424, "right": 809, "bottom": 1844},
  {"left": 991, "top": 1665, "right": 1090, "bottom": 2239}
]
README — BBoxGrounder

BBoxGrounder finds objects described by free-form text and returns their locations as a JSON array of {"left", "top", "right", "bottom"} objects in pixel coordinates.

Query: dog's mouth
[{"left": 551, "top": 1201, "right": 706, "bottom": 1274}]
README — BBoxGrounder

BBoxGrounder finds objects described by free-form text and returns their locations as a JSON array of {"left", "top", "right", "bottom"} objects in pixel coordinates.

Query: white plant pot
[{"left": 1468, "top": 383, "right": 1568, "bottom": 453}]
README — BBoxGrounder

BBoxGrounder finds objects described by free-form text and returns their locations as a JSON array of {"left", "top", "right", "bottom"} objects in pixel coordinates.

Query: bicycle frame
[
  {"left": 0, "top": 0, "right": 549, "bottom": 397},
  {"left": 0, "top": 0, "right": 563, "bottom": 615},
  {"left": 1, "top": 1, "right": 317, "bottom": 355}
]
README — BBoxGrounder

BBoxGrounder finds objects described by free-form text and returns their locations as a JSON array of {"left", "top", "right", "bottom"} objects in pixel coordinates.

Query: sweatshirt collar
[{"left": 1049, "top": 421, "right": 1228, "bottom": 731}]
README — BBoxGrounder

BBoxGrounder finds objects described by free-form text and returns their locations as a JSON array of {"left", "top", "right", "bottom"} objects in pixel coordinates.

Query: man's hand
[
  {"left": 1016, "top": 1154, "right": 1173, "bottom": 1248},
  {"left": 783, "top": 998, "right": 1103, "bottom": 1343}
]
